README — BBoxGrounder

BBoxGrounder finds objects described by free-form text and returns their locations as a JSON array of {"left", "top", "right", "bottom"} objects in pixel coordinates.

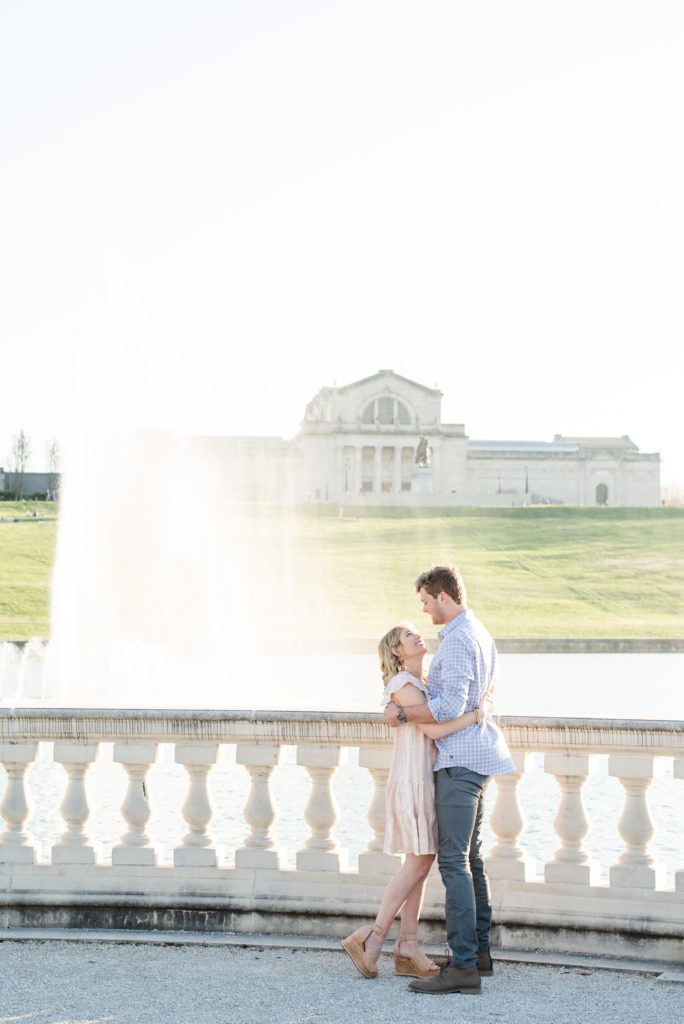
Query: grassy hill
[
  {"left": 0, "top": 503, "right": 58, "bottom": 640},
  {"left": 1, "top": 501, "right": 683, "bottom": 641}
]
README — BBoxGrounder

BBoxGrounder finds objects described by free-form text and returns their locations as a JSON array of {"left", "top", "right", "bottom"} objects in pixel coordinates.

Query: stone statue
[{"left": 415, "top": 436, "right": 431, "bottom": 468}]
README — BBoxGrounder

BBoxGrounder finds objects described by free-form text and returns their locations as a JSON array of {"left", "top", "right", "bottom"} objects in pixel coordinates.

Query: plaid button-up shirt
[{"left": 426, "top": 609, "right": 515, "bottom": 776}]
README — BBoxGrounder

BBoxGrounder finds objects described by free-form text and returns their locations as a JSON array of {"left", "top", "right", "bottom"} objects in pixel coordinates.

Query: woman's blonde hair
[{"left": 378, "top": 623, "right": 407, "bottom": 687}]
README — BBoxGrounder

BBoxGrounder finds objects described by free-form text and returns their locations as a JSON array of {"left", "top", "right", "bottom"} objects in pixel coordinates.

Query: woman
[{"left": 341, "top": 623, "right": 491, "bottom": 980}]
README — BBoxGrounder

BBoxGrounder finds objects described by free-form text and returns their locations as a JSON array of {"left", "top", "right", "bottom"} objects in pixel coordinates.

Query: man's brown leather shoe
[
  {"left": 477, "top": 949, "right": 493, "bottom": 976},
  {"left": 408, "top": 965, "right": 481, "bottom": 995}
]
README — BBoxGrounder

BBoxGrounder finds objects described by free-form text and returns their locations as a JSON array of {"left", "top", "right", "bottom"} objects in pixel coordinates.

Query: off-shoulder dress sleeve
[{"left": 381, "top": 670, "right": 430, "bottom": 707}]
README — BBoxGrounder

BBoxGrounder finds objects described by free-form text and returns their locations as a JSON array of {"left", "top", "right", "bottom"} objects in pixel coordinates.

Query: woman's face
[{"left": 394, "top": 625, "right": 427, "bottom": 662}]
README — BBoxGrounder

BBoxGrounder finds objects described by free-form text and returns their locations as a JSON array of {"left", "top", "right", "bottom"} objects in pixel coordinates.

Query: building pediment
[
  {"left": 336, "top": 369, "right": 441, "bottom": 398},
  {"left": 300, "top": 369, "right": 443, "bottom": 431}
]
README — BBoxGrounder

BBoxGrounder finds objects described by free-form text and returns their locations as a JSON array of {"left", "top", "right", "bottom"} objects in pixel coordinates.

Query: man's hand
[{"left": 383, "top": 700, "right": 401, "bottom": 728}]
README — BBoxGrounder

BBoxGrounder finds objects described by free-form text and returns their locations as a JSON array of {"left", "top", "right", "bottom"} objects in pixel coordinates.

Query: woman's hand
[{"left": 479, "top": 689, "right": 495, "bottom": 717}]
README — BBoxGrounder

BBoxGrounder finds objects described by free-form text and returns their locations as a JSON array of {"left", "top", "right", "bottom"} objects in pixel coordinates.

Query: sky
[{"left": 2, "top": 0, "right": 683, "bottom": 489}]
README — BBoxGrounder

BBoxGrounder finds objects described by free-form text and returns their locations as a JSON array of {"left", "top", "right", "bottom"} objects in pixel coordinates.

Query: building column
[
  {"left": 373, "top": 446, "right": 382, "bottom": 493},
  {"left": 354, "top": 446, "right": 362, "bottom": 494},
  {"left": 392, "top": 446, "right": 402, "bottom": 493}
]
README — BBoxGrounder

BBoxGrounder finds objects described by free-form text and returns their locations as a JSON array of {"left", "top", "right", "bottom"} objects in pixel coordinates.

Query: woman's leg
[{"left": 363, "top": 853, "right": 434, "bottom": 955}]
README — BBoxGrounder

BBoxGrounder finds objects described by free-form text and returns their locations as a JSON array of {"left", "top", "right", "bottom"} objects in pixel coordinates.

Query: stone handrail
[
  {"left": 0, "top": 709, "right": 682, "bottom": 962},
  {"left": 2, "top": 707, "right": 682, "bottom": 748}
]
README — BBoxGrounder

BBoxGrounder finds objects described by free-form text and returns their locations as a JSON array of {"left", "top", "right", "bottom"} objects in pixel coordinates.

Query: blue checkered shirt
[{"left": 426, "top": 609, "right": 515, "bottom": 776}]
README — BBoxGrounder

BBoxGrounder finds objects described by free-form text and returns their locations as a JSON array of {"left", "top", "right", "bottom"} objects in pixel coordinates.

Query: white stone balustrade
[
  {"left": 0, "top": 709, "right": 682, "bottom": 961},
  {"left": 608, "top": 754, "right": 666, "bottom": 889},
  {"left": 52, "top": 742, "right": 98, "bottom": 865},
  {"left": 113, "top": 742, "right": 158, "bottom": 867},
  {"left": 296, "top": 744, "right": 346, "bottom": 872},
  {"left": 235, "top": 742, "right": 281, "bottom": 868},
  {"left": 543, "top": 752, "right": 600, "bottom": 885},
  {"left": 174, "top": 743, "right": 218, "bottom": 868},
  {"left": 357, "top": 746, "right": 398, "bottom": 875},
  {"left": 0, "top": 741, "right": 37, "bottom": 863},
  {"left": 487, "top": 751, "right": 536, "bottom": 881}
]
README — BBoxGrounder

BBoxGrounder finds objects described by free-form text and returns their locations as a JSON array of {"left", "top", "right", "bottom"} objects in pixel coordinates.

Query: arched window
[
  {"left": 360, "top": 398, "right": 411, "bottom": 425},
  {"left": 596, "top": 483, "right": 608, "bottom": 506}
]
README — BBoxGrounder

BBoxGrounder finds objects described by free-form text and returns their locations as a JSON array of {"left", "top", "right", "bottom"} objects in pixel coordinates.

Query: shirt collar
[{"left": 438, "top": 607, "right": 471, "bottom": 642}]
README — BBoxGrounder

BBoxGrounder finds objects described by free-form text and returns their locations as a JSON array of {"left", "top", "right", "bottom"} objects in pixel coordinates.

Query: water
[{"left": 3, "top": 642, "right": 680, "bottom": 720}]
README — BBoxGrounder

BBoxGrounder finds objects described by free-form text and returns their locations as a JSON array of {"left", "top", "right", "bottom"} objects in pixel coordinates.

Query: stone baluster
[
  {"left": 0, "top": 742, "right": 37, "bottom": 864},
  {"left": 608, "top": 754, "right": 666, "bottom": 889},
  {"left": 543, "top": 753, "right": 600, "bottom": 884},
  {"left": 235, "top": 743, "right": 282, "bottom": 868},
  {"left": 296, "top": 745, "right": 346, "bottom": 871},
  {"left": 675, "top": 758, "right": 684, "bottom": 894},
  {"left": 486, "top": 751, "right": 536, "bottom": 881},
  {"left": 174, "top": 743, "right": 219, "bottom": 867},
  {"left": 112, "top": 742, "right": 158, "bottom": 866},
  {"left": 357, "top": 746, "right": 399, "bottom": 874},
  {"left": 51, "top": 742, "right": 98, "bottom": 865}
]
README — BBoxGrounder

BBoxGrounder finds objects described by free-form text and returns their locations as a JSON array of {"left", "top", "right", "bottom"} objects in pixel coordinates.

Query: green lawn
[
  {"left": 1, "top": 501, "right": 683, "bottom": 640},
  {"left": 248, "top": 504, "right": 684, "bottom": 640},
  {"left": 0, "top": 502, "right": 58, "bottom": 640}
]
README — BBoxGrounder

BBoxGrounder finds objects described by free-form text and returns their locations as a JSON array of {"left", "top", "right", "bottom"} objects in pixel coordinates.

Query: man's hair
[{"left": 414, "top": 564, "right": 467, "bottom": 606}]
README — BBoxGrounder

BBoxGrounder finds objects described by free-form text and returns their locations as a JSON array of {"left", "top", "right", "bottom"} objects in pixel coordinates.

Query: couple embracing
[{"left": 342, "top": 563, "right": 515, "bottom": 995}]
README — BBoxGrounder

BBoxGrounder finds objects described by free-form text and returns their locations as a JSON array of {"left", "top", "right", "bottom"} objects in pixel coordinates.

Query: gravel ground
[{"left": 0, "top": 940, "right": 682, "bottom": 1024}]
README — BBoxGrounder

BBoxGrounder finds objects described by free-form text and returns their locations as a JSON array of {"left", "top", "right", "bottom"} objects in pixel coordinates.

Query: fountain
[
  {"left": 25, "top": 424, "right": 371, "bottom": 710},
  {"left": 35, "top": 427, "right": 279, "bottom": 706}
]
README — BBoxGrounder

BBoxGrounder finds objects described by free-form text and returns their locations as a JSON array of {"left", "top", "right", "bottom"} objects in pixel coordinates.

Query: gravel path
[{"left": 1, "top": 939, "right": 682, "bottom": 1024}]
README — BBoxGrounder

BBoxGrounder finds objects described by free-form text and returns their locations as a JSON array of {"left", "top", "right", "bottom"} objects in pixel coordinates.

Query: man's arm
[{"left": 383, "top": 699, "right": 436, "bottom": 728}]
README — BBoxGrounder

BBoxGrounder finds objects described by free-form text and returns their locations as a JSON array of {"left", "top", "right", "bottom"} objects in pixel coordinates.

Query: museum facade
[{"left": 206, "top": 369, "right": 661, "bottom": 507}]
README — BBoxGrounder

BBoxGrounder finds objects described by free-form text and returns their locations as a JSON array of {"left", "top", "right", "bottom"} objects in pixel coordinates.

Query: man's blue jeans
[{"left": 435, "top": 766, "right": 491, "bottom": 969}]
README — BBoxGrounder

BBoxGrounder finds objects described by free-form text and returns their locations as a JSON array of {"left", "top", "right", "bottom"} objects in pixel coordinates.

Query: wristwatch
[{"left": 396, "top": 709, "right": 408, "bottom": 724}]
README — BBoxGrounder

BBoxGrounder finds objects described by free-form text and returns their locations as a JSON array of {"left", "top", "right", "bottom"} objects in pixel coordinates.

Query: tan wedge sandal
[
  {"left": 393, "top": 933, "right": 440, "bottom": 979},
  {"left": 341, "top": 923, "right": 387, "bottom": 979}
]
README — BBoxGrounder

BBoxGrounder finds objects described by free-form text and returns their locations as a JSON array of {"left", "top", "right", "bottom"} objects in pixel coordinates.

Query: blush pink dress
[{"left": 381, "top": 671, "right": 438, "bottom": 855}]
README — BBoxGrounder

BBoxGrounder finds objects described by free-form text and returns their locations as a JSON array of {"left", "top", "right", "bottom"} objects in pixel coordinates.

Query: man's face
[{"left": 418, "top": 586, "right": 447, "bottom": 625}]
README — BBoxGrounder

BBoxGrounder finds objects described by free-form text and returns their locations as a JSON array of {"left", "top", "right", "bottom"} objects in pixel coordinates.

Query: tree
[
  {"left": 11, "top": 429, "right": 31, "bottom": 499},
  {"left": 46, "top": 437, "right": 60, "bottom": 497},
  {"left": 662, "top": 483, "right": 684, "bottom": 508}
]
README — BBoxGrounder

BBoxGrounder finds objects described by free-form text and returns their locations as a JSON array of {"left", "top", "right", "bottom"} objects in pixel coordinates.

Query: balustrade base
[
  {"left": 112, "top": 846, "right": 157, "bottom": 867},
  {"left": 235, "top": 849, "right": 281, "bottom": 869},
  {"left": 491, "top": 921, "right": 684, "bottom": 967},
  {"left": 487, "top": 857, "right": 536, "bottom": 882},
  {"left": 0, "top": 846, "right": 34, "bottom": 865},
  {"left": 52, "top": 845, "right": 97, "bottom": 866},
  {"left": 173, "top": 847, "right": 217, "bottom": 868},
  {"left": 609, "top": 864, "right": 667, "bottom": 890},
  {"left": 544, "top": 860, "right": 601, "bottom": 886},
  {"left": 356, "top": 851, "right": 400, "bottom": 875},
  {"left": 1, "top": 877, "right": 683, "bottom": 965},
  {"left": 296, "top": 850, "right": 348, "bottom": 872}
]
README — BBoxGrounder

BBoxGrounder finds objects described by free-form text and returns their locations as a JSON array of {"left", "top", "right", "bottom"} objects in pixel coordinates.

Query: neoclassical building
[{"left": 202, "top": 370, "right": 661, "bottom": 507}]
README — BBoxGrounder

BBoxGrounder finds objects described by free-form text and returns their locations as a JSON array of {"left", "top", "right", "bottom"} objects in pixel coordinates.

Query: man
[{"left": 384, "top": 564, "right": 515, "bottom": 995}]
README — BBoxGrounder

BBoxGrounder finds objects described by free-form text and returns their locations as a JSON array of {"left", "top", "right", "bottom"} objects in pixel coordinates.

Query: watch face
[{"left": 397, "top": 710, "right": 407, "bottom": 723}]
